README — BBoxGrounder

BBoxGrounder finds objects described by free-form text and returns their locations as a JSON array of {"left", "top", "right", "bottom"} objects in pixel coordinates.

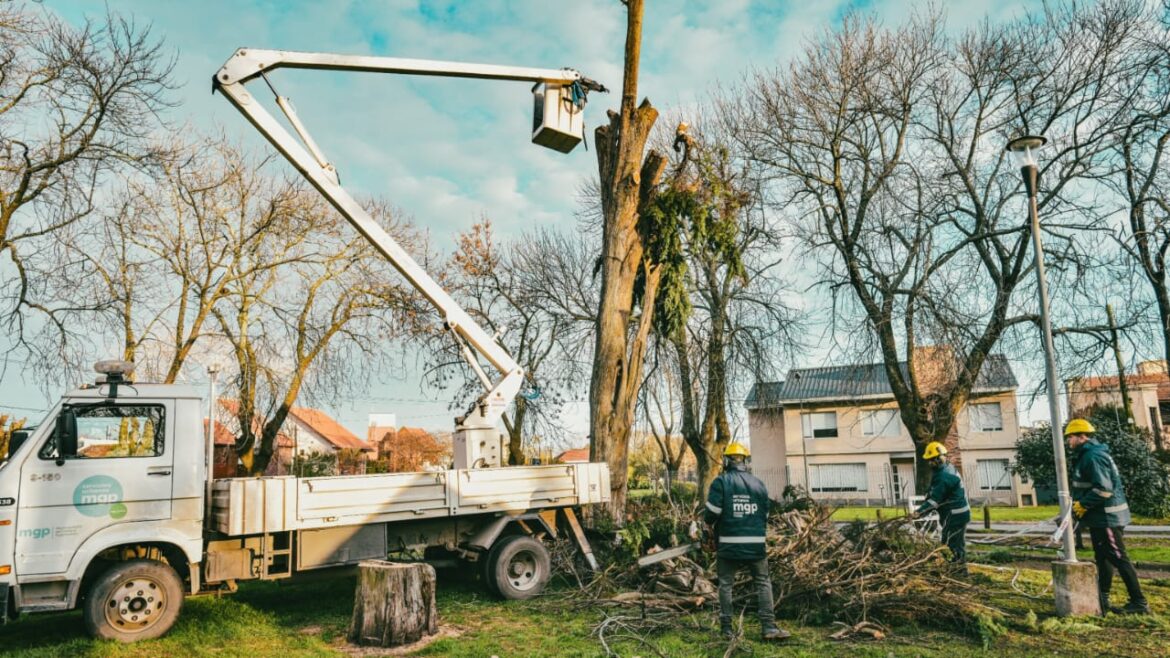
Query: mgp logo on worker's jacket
[{"left": 704, "top": 466, "right": 770, "bottom": 560}]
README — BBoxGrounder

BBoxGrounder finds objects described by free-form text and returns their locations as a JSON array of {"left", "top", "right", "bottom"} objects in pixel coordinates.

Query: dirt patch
[{"left": 333, "top": 625, "right": 466, "bottom": 656}]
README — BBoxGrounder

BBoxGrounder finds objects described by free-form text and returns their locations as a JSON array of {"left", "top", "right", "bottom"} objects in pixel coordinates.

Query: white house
[{"left": 746, "top": 354, "right": 1035, "bottom": 507}]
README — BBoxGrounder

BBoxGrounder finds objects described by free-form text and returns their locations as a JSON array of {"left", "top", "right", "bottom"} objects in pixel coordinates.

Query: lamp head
[{"left": 1006, "top": 135, "right": 1047, "bottom": 169}]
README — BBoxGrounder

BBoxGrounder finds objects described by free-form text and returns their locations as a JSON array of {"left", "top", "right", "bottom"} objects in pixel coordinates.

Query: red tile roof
[
  {"left": 554, "top": 447, "right": 590, "bottom": 463},
  {"left": 204, "top": 419, "right": 236, "bottom": 446},
  {"left": 288, "top": 406, "right": 374, "bottom": 452},
  {"left": 1075, "top": 373, "right": 1170, "bottom": 400},
  {"left": 216, "top": 399, "right": 295, "bottom": 448}
]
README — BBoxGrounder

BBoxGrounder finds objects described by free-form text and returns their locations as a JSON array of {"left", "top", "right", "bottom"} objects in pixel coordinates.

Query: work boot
[
  {"left": 1120, "top": 601, "right": 1151, "bottom": 615},
  {"left": 720, "top": 623, "right": 734, "bottom": 640},
  {"left": 761, "top": 626, "right": 791, "bottom": 641}
]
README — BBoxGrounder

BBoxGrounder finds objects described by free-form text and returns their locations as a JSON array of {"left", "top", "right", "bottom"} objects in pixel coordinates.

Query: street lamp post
[
  {"left": 206, "top": 364, "right": 220, "bottom": 532},
  {"left": 1007, "top": 135, "right": 1101, "bottom": 616},
  {"left": 1006, "top": 135, "right": 1078, "bottom": 563}
]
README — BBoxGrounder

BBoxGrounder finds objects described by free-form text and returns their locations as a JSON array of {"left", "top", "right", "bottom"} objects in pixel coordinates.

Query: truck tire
[
  {"left": 487, "top": 535, "right": 550, "bottom": 600},
  {"left": 83, "top": 559, "right": 183, "bottom": 642},
  {"left": 480, "top": 542, "right": 502, "bottom": 595}
]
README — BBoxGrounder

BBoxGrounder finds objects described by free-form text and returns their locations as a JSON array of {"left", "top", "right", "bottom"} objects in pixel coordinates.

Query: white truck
[{"left": 0, "top": 49, "right": 609, "bottom": 642}]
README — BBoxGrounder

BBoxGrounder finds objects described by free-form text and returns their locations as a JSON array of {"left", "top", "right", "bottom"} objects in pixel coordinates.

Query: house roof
[
  {"left": 203, "top": 419, "right": 236, "bottom": 446},
  {"left": 555, "top": 447, "right": 590, "bottom": 463},
  {"left": 288, "top": 406, "right": 375, "bottom": 452},
  {"left": 1072, "top": 373, "right": 1170, "bottom": 400},
  {"left": 746, "top": 354, "right": 1017, "bottom": 409},
  {"left": 216, "top": 399, "right": 297, "bottom": 448}
]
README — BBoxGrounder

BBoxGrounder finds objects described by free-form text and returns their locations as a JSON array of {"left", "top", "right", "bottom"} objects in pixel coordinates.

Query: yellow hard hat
[
  {"left": 1064, "top": 418, "right": 1096, "bottom": 436},
  {"left": 922, "top": 441, "right": 947, "bottom": 460},
  {"left": 724, "top": 442, "right": 750, "bottom": 458}
]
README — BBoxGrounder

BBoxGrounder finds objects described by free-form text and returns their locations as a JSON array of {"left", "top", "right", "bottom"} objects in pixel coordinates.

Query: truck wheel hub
[
  {"left": 105, "top": 576, "right": 166, "bottom": 631},
  {"left": 507, "top": 551, "right": 538, "bottom": 589}
]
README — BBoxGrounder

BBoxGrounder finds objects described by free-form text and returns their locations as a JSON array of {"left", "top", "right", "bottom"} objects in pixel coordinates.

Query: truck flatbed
[{"left": 212, "top": 463, "right": 609, "bottom": 536}]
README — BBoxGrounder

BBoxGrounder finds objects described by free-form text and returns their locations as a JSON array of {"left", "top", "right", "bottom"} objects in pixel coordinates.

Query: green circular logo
[{"left": 72, "top": 475, "right": 124, "bottom": 518}]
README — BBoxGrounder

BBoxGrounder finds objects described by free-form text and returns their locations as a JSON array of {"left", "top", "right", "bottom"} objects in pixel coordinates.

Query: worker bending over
[
  {"left": 703, "top": 443, "right": 789, "bottom": 642},
  {"left": 1065, "top": 418, "right": 1149, "bottom": 615},
  {"left": 913, "top": 441, "right": 970, "bottom": 574}
]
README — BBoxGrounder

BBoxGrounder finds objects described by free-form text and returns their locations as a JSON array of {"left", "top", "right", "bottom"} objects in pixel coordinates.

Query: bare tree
[
  {"left": 638, "top": 359, "right": 689, "bottom": 500},
  {"left": 735, "top": 5, "right": 1137, "bottom": 486},
  {"left": 49, "top": 138, "right": 308, "bottom": 382},
  {"left": 1107, "top": 2, "right": 1170, "bottom": 434},
  {"left": 216, "top": 195, "right": 417, "bottom": 475},
  {"left": 589, "top": 0, "right": 667, "bottom": 524},
  {"left": 0, "top": 6, "right": 173, "bottom": 353},
  {"left": 423, "top": 220, "right": 585, "bottom": 465}
]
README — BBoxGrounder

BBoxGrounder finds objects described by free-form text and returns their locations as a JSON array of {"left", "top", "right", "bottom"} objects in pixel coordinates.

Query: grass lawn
[
  {"left": 831, "top": 504, "right": 1170, "bottom": 525},
  {"left": 971, "top": 535, "right": 1170, "bottom": 565},
  {"left": 2, "top": 565, "right": 1169, "bottom": 656}
]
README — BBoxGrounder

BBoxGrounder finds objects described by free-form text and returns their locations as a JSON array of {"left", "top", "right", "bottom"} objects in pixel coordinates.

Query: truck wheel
[
  {"left": 488, "top": 535, "right": 550, "bottom": 600},
  {"left": 83, "top": 559, "right": 183, "bottom": 642},
  {"left": 480, "top": 542, "right": 502, "bottom": 595}
]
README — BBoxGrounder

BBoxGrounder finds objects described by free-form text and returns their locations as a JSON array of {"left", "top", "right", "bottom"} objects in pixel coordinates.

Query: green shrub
[{"left": 1013, "top": 406, "right": 1170, "bottom": 518}]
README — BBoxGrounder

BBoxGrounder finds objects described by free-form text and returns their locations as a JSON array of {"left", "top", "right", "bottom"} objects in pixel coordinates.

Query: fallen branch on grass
[{"left": 551, "top": 493, "right": 1009, "bottom": 654}]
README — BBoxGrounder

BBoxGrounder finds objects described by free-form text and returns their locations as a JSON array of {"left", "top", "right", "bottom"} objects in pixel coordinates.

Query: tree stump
[{"left": 348, "top": 560, "right": 438, "bottom": 647}]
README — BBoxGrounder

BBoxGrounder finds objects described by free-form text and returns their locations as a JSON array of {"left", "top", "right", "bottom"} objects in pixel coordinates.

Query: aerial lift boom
[{"left": 213, "top": 49, "right": 604, "bottom": 467}]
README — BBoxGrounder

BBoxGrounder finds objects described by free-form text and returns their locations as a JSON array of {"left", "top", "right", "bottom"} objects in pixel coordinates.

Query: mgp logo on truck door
[{"left": 72, "top": 475, "right": 127, "bottom": 519}]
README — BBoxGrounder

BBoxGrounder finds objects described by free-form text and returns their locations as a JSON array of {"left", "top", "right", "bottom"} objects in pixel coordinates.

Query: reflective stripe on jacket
[
  {"left": 703, "top": 464, "right": 770, "bottom": 560},
  {"left": 1072, "top": 439, "right": 1131, "bottom": 528}
]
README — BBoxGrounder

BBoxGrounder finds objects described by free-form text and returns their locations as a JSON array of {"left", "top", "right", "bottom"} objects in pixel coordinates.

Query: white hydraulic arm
[{"left": 213, "top": 49, "right": 603, "bottom": 468}]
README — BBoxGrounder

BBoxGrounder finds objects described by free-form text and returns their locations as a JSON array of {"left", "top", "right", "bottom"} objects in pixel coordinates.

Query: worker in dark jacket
[
  {"left": 703, "top": 443, "right": 789, "bottom": 641},
  {"left": 913, "top": 441, "right": 970, "bottom": 573},
  {"left": 1065, "top": 418, "right": 1149, "bottom": 615}
]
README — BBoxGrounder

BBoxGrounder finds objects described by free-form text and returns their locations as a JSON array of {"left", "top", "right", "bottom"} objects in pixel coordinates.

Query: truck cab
[{"left": 1, "top": 365, "right": 205, "bottom": 640}]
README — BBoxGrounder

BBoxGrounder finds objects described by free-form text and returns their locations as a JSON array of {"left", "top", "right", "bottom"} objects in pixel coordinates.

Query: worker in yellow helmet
[
  {"left": 703, "top": 442, "right": 789, "bottom": 642},
  {"left": 1065, "top": 418, "right": 1148, "bottom": 615},
  {"left": 912, "top": 441, "right": 970, "bottom": 574}
]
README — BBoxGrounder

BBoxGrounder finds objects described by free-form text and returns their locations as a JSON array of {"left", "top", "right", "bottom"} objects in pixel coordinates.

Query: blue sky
[{"left": 2, "top": 0, "right": 1048, "bottom": 439}]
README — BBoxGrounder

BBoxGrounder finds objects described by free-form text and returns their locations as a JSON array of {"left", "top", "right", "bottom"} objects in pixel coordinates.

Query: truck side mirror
[
  {"left": 7, "top": 429, "right": 30, "bottom": 459},
  {"left": 55, "top": 409, "right": 78, "bottom": 465}
]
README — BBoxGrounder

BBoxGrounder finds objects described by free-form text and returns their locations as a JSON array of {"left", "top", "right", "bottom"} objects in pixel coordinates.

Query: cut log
[{"left": 348, "top": 560, "right": 438, "bottom": 647}]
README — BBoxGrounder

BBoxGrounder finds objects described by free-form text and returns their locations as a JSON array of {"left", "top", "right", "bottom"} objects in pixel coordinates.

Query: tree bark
[
  {"left": 348, "top": 561, "right": 438, "bottom": 647},
  {"left": 589, "top": 0, "right": 661, "bottom": 526}
]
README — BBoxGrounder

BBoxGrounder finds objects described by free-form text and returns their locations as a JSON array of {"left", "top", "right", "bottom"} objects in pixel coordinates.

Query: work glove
[{"left": 1072, "top": 501, "right": 1087, "bottom": 519}]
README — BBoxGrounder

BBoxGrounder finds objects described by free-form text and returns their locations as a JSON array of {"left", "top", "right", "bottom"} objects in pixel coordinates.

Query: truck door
[{"left": 16, "top": 400, "right": 175, "bottom": 575}]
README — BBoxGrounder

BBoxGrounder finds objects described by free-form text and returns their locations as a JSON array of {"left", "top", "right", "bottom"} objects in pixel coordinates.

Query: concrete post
[{"left": 1052, "top": 561, "right": 1100, "bottom": 617}]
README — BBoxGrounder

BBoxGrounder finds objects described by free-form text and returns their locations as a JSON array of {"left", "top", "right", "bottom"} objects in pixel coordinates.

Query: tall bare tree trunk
[{"left": 589, "top": 0, "right": 662, "bottom": 525}]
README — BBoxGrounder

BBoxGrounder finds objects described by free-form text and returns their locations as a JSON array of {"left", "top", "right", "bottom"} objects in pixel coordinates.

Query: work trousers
[
  {"left": 940, "top": 511, "right": 969, "bottom": 565},
  {"left": 1089, "top": 526, "right": 1146, "bottom": 606},
  {"left": 716, "top": 557, "right": 775, "bottom": 627}
]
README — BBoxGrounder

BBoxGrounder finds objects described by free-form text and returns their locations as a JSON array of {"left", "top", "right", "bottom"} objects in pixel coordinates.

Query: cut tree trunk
[{"left": 348, "top": 561, "right": 438, "bottom": 647}]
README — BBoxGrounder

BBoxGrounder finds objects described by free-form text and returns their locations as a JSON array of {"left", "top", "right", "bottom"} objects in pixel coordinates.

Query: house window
[
  {"left": 970, "top": 402, "right": 1003, "bottom": 432},
  {"left": 801, "top": 411, "right": 838, "bottom": 438},
  {"left": 862, "top": 409, "right": 899, "bottom": 437},
  {"left": 976, "top": 459, "right": 1012, "bottom": 491},
  {"left": 809, "top": 463, "right": 867, "bottom": 492}
]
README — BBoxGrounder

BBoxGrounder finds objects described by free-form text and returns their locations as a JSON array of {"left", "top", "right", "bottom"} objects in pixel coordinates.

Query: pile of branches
[
  {"left": 551, "top": 494, "right": 1008, "bottom": 644},
  {"left": 751, "top": 503, "right": 1005, "bottom": 633}
]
